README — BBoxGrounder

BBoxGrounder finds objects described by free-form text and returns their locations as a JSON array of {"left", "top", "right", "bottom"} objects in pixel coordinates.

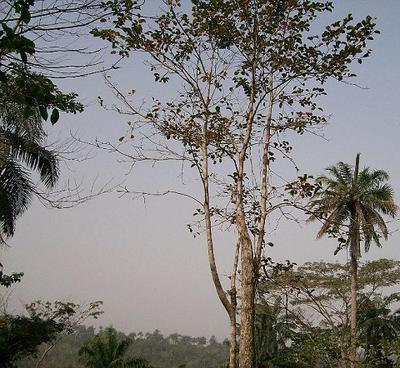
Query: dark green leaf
[
  {"left": 39, "top": 105, "right": 48, "bottom": 120},
  {"left": 50, "top": 108, "right": 59, "bottom": 124},
  {"left": 50, "top": 109, "right": 60, "bottom": 125}
]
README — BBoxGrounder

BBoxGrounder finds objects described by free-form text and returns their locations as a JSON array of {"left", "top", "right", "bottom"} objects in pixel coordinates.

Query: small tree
[
  {"left": 308, "top": 154, "right": 398, "bottom": 367},
  {"left": 26, "top": 300, "right": 103, "bottom": 368},
  {"left": 0, "top": 299, "right": 102, "bottom": 368},
  {"left": 93, "top": 2, "right": 378, "bottom": 367}
]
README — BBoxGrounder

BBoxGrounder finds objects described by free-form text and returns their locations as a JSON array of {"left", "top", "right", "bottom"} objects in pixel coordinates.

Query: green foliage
[
  {"left": 18, "top": 327, "right": 229, "bottom": 368},
  {"left": 0, "top": 315, "right": 63, "bottom": 368},
  {"left": 0, "top": 101, "right": 59, "bottom": 240},
  {"left": 0, "top": 271, "right": 24, "bottom": 287},
  {"left": 254, "top": 301, "right": 296, "bottom": 367},
  {"left": 309, "top": 153, "right": 398, "bottom": 255},
  {"left": 357, "top": 295, "right": 400, "bottom": 367},
  {"left": 308, "top": 154, "right": 397, "bottom": 365},
  {"left": 0, "top": 1, "right": 87, "bottom": 242},
  {"left": 0, "top": 289, "right": 103, "bottom": 368},
  {"left": 0, "top": 1, "right": 83, "bottom": 123},
  {"left": 79, "top": 327, "right": 151, "bottom": 368},
  {"left": 269, "top": 328, "right": 340, "bottom": 368},
  {"left": 26, "top": 300, "right": 103, "bottom": 335},
  {"left": 258, "top": 258, "right": 400, "bottom": 367}
]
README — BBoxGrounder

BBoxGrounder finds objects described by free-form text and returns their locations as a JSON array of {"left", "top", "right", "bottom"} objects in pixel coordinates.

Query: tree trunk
[
  {"left": 228, "top": 241, "right": 240, "bottom": 368},
  {"left": 350, "top": 248, "right": 358, "bottom": 368},
  {"left": 349, "top": 203, "right": 360, "bottom": 368},
  {"left": 229, "top": 313, "right": 237, "bottom": 368},
  {"left": 201, "top": 130, "right": 238, "bottom": 368},
  {"left": 239, "top": 238, "right": 255, "bottom": 368},
  {"left": 338, "top": 347, "right": 348, "bottom": 368}
]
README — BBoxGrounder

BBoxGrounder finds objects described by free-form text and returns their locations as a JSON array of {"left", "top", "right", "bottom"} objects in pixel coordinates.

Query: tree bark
[
  {"left": 349, "top": 206, "right": 359, "bottom": 368},
  {"left": 228, "top": 241, "right": 240, "bottom": 368},
  {"left": 350, "top": 248, "right": 358, "bottom": 368},
  {"left": 229, "top": 312, "right": 237, "bottom": 368},
  {"left": 238, "top": 237, "right": 255, "bottom": 368},
  {"left": 201, "top": 111, "right": 237, "bottom": 368}
]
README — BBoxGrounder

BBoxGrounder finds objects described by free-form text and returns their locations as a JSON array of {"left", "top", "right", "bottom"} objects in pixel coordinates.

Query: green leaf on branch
[
  {"left": 50, "top": 108, "right": 59, "bottom": 124},
  {"left": 39, "top": 105, "right": 48, "bottom": 120}
]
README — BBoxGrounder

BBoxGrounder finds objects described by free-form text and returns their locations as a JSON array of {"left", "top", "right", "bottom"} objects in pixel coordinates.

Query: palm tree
[
  {"left": 254, "top": 300, "right": 296, "bottom": 368},
  {"left": 308, "top": 153, "right": 397, "bottom": 367},
  {"left": 0, "top": 103, "right": 58, "bottom": 242},
  {"left": 79, "top": 327, "right": 151, "bottom": 368}
]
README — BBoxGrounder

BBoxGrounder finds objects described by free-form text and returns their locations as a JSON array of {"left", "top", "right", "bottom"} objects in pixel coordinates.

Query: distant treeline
[{"left": 18, "top": 326, "right": 229, "bottom": 368}]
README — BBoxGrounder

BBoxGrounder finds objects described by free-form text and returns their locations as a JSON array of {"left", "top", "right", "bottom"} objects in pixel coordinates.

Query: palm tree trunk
[
  {"left": 350, "top": 249, "right": 358, "bottom": 368},
  {"left": 349, "top": 221, "right": 359, "bottom": 368},
  {"left": 348, "top": 197, "right": 360, "bottom": 368}
]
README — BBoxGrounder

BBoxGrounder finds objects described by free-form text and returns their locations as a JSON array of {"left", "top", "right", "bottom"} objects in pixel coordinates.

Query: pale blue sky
[{"left": 2, "top": 1, "right": 400, "bottom": 340}]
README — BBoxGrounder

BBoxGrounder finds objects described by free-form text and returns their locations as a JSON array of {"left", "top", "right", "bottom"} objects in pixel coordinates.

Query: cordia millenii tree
[{"left": 93, "top": 1, "right": 378, "bottom": 367}]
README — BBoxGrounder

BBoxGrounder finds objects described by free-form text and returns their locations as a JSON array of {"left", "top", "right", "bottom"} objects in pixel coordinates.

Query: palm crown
[
  {"left": 308, "top": 153, "right": 397, "bottom": 256},
  {"left": 79, "top": 327, "right": 150, "bottom": 368}
]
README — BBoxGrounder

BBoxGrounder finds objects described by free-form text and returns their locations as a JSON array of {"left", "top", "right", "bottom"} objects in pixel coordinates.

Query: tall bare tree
[{"left": 93, "top": 1, "right": 378, "bottom": 367}]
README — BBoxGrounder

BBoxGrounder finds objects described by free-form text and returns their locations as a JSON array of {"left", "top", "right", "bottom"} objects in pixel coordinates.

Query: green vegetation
[
  {"left": 0, "top": 0, "right": 85, "bottom": 242},
  {"left": 258, "top": 258, "right": 400, "bottom": 367},
  {"left": 92, "top": 2, "right": 378, "bottom": 366},
  {"left": 0, "top": 1, "right": 399, "bottom": 368},
  {"left": 308, "top": 154, "right": 398, "bottom": 366},
  {"left": 79, "top": 327, "right": 151, "bottom": 368},
  {"left": 11, "top": 259, "right": 400, "bottom": 368},
  {"left": 18, "top": 326, "right": 229, "bottom": 368},
  {"left": 0, "top": 100, "right": 59, "bottom": 241},
  {"left": 0, "top": 314, "right": 63, "bottom": 368}
]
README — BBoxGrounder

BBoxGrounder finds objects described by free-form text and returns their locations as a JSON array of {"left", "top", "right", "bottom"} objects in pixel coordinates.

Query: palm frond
[
  {"left": 316, "top": 206, "right": 349, "bottom": 239},
  {"left": 1, "top": 129, "right": 59, "bottom": 188},
  {"left": 0, "top": 161, "right": 33, "bottom": 237},
  {"left": 79, "top": 327, "right": 145, "bottom": 368},
  {"left": 328, "top": 162, "right": 353, "bottom": 185},
  {"left": 0, "top": 104, "right": 45, "bottom": 141},
  {"left": 368, "top": 169, "right": 390, "bottom": 184},
  {"left": 311, "top": 154, "right": 397, "bottom": 256}
]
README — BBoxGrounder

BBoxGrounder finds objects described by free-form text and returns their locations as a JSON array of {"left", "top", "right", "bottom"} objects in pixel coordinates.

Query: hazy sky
[{"left": 2, "top": 1, "right": 400, "bottom": 340}]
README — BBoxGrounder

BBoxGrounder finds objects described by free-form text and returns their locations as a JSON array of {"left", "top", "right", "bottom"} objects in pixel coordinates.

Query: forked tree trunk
[{"left": 202, "top": 130, "right": 238, "bottom": 368}]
